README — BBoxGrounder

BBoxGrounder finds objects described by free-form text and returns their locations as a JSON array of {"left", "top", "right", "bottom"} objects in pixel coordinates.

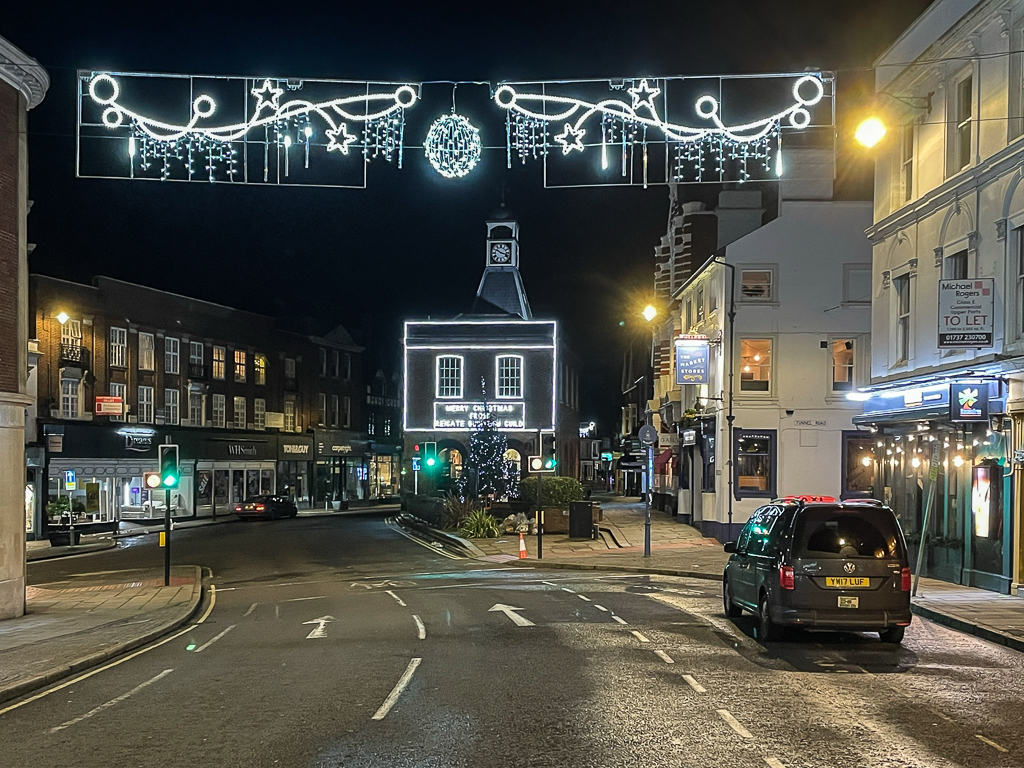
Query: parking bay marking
[
  {"left": 975, "top": 735, "right": 1008, "bottom": 753},
  {"left": 386, "top": 590, "right": 407, "bottom": 607},
  {"left": 717, "top": 709, "right": 753, "bottom": 738},
  {"left": 243, "top": 602, "right": 257, "bottom": 617},
  {"left": 765, "top": 759, "right": 786, "bottom": 768},
  {"left": 654, "top": 650, "right": 674, "bottom": 664},
  {"left": 193, "top": 624, "right": 236, "bottom": 653},
  {"left": 682, "top": 675, "right": 706, "bottom": 693},
  {"left": 631, "top": 630, "right": 651, "bottom": 643},
  {"left": 49, "top": 669, "right": 173, "bottom": 733},
  {"left": 372, "top": 658, "right": 422, "bottom": 720}
]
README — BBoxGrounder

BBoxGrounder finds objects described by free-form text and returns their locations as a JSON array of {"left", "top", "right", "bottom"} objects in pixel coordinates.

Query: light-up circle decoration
[{"left": 423, "top": 113, "right": 482, "bottom": 178}]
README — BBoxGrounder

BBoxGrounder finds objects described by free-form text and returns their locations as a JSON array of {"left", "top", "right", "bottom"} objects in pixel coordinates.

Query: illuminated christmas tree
[{"left": 459, "top": 410, "right": 519, "bottom": 500}]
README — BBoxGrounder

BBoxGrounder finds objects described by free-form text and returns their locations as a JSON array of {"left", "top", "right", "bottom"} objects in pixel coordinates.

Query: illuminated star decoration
[
  {"left": 326, "top": 124, "right": 357, "bottom": 154},
  {"left": 628, "top": 78, "right": 661, "bottom": 112},
  {"left": 251, "top": 79, "right": 284, "bottom": 113},
  {"left": 554, "top": 123, "right": 586, "bottom": 154}
]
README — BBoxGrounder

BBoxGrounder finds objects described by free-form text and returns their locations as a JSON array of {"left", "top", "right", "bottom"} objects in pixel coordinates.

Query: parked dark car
[
  {"left": 234, "top": 495, "right": 298, "bottom": 520},
  {"left": 722, "top": 496, "right": 912, "bottom": 644}
]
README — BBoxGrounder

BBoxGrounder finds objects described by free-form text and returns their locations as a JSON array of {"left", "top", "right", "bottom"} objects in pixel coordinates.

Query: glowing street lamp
[
  {"left": 855, "top": 117, "right": 887, "bottom": 148},
  {"left": 55, "top": 311, "right": 69, "bottom": 325},
  {"left": 642, "top": 304, "right": 657, "bottom": 322}
]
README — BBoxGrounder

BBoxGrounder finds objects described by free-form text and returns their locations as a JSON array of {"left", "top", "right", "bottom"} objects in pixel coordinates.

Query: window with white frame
[
  {"left": 318, "top": 393, "right": 327, "bottom": 426},
  {"left": 254, "top": 398, "right": 266, "bottom": 430},
  {"left": 165, "top": 337, "right": 179, "bottom": 375},
  {"left": 255, "top": 354, "right": 267, "bottom": 386},
  {"left": 383, "top": 417, "right": 391, "bottom": 436},
  {"left": 1018, "top": 228, "right": 1024, "bottom": 337},
  {"left": 953, "top": 74, "right": 973, "bottom": 173},
  {"left": 61, "top": 379, "right": 79, "bottom": 418},
  {"left": 109, "top": 382, "right": 125, "bottom": 422},
  {"left": 234, "top": 350, "right": 246, "bottom": 383},
  {"left": 139, "top": 333, "right": 155, "bottom": 371},
  {"left": 189, "top": 392, "right": 203, "bottom": 426},
  {"left": 284, "top": 398, "right": 296, "bottom": 432},
  {"left": 212, "top": 394, "right": 226, "bottom": 428},
  {"left": 331, "top": 394, "right": 339, "bottom": 427},
  {"left": 233, "top": 396, "right": 246, "bottom": 429},
  {"left": 496, "top": 355, "right": 523, "bottom": 399},
  {"left": 945, "top": 249, "right": 968, "bottom": 280},
  {"left": 285, "top": 357, "right": 296, "bottom": 381},
  {"left": 894, "top": 274, "right": 912, "bottom": 364},
  {"left": 60, "top": 318, "right": 82, "bottom": 348},
  {"left": 436, "top": 356, "right": 463, "bottom": 398},
  {"left": 831, "top": 339, "right": 855, "bottom": 392},
  {"left": 739, "top": 268, "right": 775, "bottom": 301},
  {"left": 190, "top": 341, "right": 203, "bottom": 369},
  {"left": 343, "top": 395, "right": 351, "bottom": 428},
  {"left": 164, "top": 388, "right": 179, "bottom": 425},
  {"left": 739, "top": 338, "right": 772, "bottom": 393},
  {"left": 901, "top": 123, "right": 914, "bottom": 202},
  {"left": 842, "top": 265, "right": 872, "bottom": 305},
  {"left": 212, "top": 346, "right": 225, "bottom": 379},
  {"left": 138, "top": 385, "right": 154, "bottom": 423},
  {"left": 109, "top": 327, "right": 127, "bottom": 368}
]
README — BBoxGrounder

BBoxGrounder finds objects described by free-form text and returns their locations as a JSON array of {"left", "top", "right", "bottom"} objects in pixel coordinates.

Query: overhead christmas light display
[
  {"left": 78, "top": 72, "right": 418, "bottom": 187},
  {"left": 77, "top": 70, "right": 832, "bottom": 188}
]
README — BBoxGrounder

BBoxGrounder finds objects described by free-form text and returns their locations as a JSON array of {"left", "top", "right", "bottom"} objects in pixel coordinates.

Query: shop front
[
  {"left": 313, "top": 429, "right": 369, "bottom": 506},
  {"left": 277, "top": 436, "right": 313, "bottom": 509},
  {"left": 191, "top": 432, "right": 279, "bottom": 518},
  {"left": 854, "top": 379, "right": 1013, "bottom": 593},
  {"left": 369, "top": 442, "right": 400, "bottom": 501}
]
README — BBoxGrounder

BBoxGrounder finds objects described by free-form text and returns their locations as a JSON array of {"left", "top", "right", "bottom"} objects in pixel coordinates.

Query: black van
[{"left": 722, "top": 496, "right": 913, "bottom": 643}]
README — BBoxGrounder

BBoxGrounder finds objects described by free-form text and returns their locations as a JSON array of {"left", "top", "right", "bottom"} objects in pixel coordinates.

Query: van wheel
[
  {"left": 879, "top": 625, "right": 905, "bottom": 644},
  {"left": 758, "top": 595, "right": 782, "bottom": 642},
  {"left": 723, "top": 580, "right": 742, "bottom": 618}
]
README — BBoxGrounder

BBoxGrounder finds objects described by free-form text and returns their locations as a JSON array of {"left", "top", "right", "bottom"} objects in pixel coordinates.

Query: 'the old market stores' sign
[
  {"left": 938, "top": 279, "right": 994, "bottom": 348},
  {"left": 675, "top": 336, "right": 710, "bottom": 385}
]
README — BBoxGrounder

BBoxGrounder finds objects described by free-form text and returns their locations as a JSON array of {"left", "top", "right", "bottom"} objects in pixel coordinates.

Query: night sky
[{"left": 5, "top": 1, "right": 933, "bottom": 431}]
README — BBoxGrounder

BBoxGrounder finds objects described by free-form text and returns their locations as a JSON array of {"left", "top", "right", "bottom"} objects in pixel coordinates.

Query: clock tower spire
[{"left": 474, "top": 204, "right": 532, "bottom": 319}]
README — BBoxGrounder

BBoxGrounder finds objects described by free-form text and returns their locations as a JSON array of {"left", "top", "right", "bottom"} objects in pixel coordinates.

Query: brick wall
[{"left": 0, "top": 83, "right": 20, "bottom": 393}]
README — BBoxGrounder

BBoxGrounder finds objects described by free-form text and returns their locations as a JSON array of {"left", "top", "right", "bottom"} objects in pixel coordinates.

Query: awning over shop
[{"left": 654, "top": 449, "right": 673, "bottom": 474}]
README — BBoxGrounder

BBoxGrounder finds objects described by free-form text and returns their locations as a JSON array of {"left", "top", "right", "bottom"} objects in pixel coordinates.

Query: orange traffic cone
[{"left": 518, "top": 532, "right": 528, "bottom": 559}]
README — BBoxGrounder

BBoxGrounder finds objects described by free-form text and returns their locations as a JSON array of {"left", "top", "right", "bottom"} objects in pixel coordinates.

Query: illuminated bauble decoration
[{"left": 424, "top": 113, "right": 482, "bottom": 178}]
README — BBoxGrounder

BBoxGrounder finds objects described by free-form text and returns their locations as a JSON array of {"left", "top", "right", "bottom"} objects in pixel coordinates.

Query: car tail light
[
  {"left": 779, "top": 565, "right": 795, "bottom": 590},
  {"left": 234, "top": 505, "right": 241, "bottom": 512},
  {"left": 900, "top": 567, "right": 911, "bottom": 592},
  {"left": 255, "top": 504, "right": 265, "bottom": 512}
]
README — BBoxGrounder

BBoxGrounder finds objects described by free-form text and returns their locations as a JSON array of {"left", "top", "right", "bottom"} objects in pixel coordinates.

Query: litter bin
[{"left": 568, "top": 501, "right": 594, "bottom": 540}]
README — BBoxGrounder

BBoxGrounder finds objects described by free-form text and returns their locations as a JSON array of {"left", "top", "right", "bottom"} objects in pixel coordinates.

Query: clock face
[{"left": 490, "top": 242, "right": 512, "bottom": 264}]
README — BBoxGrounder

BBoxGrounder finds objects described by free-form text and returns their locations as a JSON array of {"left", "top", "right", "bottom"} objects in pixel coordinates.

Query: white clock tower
[{"left": 474, "top": 204, "right": 532, "bottom": 319}]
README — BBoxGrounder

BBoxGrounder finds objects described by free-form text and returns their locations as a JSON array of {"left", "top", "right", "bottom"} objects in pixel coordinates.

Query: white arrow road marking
[
  {"left": 488, "top": 604, "right": 536, "bottom": 627},
  {"left": 50, "top": 669, "right": 173, "bottom": 733},
  {"left": 303, "top": 615, "right": 336, "bottom": 639},
  {"left": 682, "top": 674, "right": 706, "bottom": 693},
  {"left": 386, "top": 590, "right": 406, "bottom": 607},
  {"left": 412, "top": 615, "right": 426, "bottom": 640},
  {"left": 372, "top": 658, "right": 422, "bottom": 720},
  {"left": 193, "top": 624, "right": 236, "bottom": 653},
  {"left": 717, "top": 709, "right": 753, "bottom": 738}
]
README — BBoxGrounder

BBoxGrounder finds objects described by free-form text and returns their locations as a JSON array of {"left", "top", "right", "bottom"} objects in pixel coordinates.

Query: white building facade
[{"left": 860, "top": 0, "right": 1024, "bottom": 594}]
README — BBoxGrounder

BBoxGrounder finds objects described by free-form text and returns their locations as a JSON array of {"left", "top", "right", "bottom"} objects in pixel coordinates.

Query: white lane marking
[
  {"left": 243, "top": 602, "right": 257, "bottom": 617},
  {"left": 193, "top": 624, "right": 236, "bottom": 652},
  {"left": 561, "top": 588, "right": 576, "bottom": 593},
  {"left": 682, "top": 674, "right": 706, "bottom": 693},
  {"left": 717, "top": 709, "right": 753, "bottom": 738},
  {"left": 372, "top": 658, "right": 422, "bottom": 720},
  {"left": 975, "top": 735, "right": 1009, "bottom": 753},
  {"left": 577, "top": 594, "right": 591, "bottom": 602},
  {"left": 49, "top": 669, "right": 173, "bottom": 733},
  {"left": 0, "top": 585, "right": 215, "bottom": 717},
  {"left": 654, "top": 650, "right": 674, "bottom": 663},
  {"left": 412, "top": 615, "right": 426, "bottom": 640},
  {"left": 488, "top": 603, "right": 536, "bottom": 627},
  {"left": 765, "top": 758, "right": 786, "bottom": 768},
  {"left": 275, "top": 605, "right": 280, "bottom": 620},
  {"left": 302, "top": 615, "right": 336, "bottom": 639},
  {"left": 284, "top": 595, "right": 326, "bottom": 602},
  {"left": 541, "top": 581, "right": 558, "bottom": 586},
  {"left": 386, "top": 590, "right": 407, "bottom": 607},
  {"left": 594, "top": 605, "right": 608, "bottom": 612},
  {"left": 631, "top": 630, "right": 650, "bottom": 643},
  {"left": 389, "top": 525, "right": 461, "bottom": 559},
  {"left": 612, "top": 616, "right": 628, "bottom": 625}
]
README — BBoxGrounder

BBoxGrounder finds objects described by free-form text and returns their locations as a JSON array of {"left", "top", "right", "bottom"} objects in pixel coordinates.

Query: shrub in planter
[
  {"left": 459, "top": 508, "right": 501, "bottom": 539},
  {"left": 443, "top": 495, "right": 481, "bottom": 530},
  {"left": 516, "top": 477, "right": 585, "bottom": 508}
]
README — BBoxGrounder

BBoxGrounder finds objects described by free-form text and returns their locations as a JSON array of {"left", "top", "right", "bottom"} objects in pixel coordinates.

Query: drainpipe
[{"left": 713, "top": 257, "right": 736, "bottom": 538}]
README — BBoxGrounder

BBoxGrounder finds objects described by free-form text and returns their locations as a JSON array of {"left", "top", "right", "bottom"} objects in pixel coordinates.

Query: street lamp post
[{"left": 641, "top": 304, "right": 658, "bottom": 558}]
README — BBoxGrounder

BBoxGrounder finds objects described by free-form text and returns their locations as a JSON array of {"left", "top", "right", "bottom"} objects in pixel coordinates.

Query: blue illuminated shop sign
[{"left": 675, "top": 336, "right": 710, "bottom": 385}]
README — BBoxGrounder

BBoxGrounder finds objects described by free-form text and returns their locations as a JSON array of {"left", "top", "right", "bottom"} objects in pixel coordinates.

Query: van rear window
[{"left": 792, "top": 507, "right": 904, "bottom": 560}]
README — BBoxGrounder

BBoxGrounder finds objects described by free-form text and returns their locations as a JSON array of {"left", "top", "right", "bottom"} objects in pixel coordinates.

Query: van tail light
[
  {"left": 900, "top": 567, "right": 911, "bottom": 592},
  {"left": 779, "top": 565, "right": 795, "bottom": 590},
  {"left": 234, "top": 505, "right": 242, "bottom": 512},
  {"left": 255, "top": 504, "right": 265, "bottom": 512}
]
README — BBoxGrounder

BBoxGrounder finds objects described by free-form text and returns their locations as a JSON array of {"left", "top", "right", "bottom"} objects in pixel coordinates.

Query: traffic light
[
  {"left": 542, "top": 434, "right": 557, "bottom": 471},
  {"left": 424, "top": 441, "right": 437, "bottom": 469},
  {"left": 158, "top": 444, "right": 179, "bottom": 488},
  {"left": 143, "top": 472, "right": 162, "bottom": 490}
]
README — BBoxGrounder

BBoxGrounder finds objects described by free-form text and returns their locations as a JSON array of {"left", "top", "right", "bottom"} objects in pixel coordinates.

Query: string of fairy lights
[{"left": 77, "top": 71, "right": 831, "bottom": 187}]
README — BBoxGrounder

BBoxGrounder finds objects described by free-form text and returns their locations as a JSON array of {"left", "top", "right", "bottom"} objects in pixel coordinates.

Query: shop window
[
  {"left": 61, "top": 379, "right": 79, "bottom": 419},
  {"left": 139, "top": 333, "right": 155, "bottom": 371},
  {"left": 214, "top": 469, "right": 229, "bottom": 506},
  {"left": 110, "top": 327, "right": 127, "bottom": 368},
  {"left": 254, "top": 398, "right": 266, "bottom": 430},
  {"left": 138, "top": 385, "right": 154, "bottom": 424},
  {"left": 739, "top": 338, "right": 772, "bottom": 393},
  {"left": 496, "top": 355, "right": 523, "bottom": 399},
  {"left": 260, "top": 469, "right": 275, "bottom": 494},
  {"left": 255, "top": 354, "right": 267, "bottom": 386},
  {"left": 841, "top": 432, "right": 875, "bottom": 499},
  {"left": 165, "top": 337, "right": 180, "bottom": 375},
  {"left": 436, "top": 356, "right": 463, "bottom": 398},
  {"left": 233, "top": 396, "right": 246, "bottom": 429},
  {"left": 197, "top": 470, "right": 212, "bottom": 507},
  {"left": 234, "top": 350, "right": 247, "bottom": 383},
  {"left": 734, "top": 429, "right": 777, "bottom": 500},
  {"left": 739, "top": 267, "right": 775, "bottom": 301},
  {"left": 213, "top": 346, "right": 226, "bottom": 380},
  {"left": 831, "top": 339, "right": 854, "bottom": 392},
  {"left": 212, "top": 394, "right": 226, "bottom": 428},
  {"left": 232, "top": 470, "right": 245, "bottom": 503}
]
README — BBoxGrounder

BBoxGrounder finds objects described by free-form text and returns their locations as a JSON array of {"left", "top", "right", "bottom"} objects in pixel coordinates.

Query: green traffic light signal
[
  {"left": 426, "top": 457, "right": 436, "bottom": 467},
  {"left": 544, "top": 458, "right": 557, "bottom": 470},
  {"left": 159, "top": 445, "right": 180, "bottom": 489}
]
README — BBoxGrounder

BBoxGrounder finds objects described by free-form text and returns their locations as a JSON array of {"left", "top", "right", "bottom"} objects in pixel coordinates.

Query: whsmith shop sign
[{"left": 938, "top": 279, "right": 994, "bottom": 348}]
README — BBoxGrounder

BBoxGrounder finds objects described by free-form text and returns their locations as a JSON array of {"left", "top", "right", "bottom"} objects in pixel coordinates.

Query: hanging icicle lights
[
  {"left": 80, "top": 72, "right": 418, "bottom": 185},
  {"left": 495, "top": 74, "right": 828, "bottom": 185}
]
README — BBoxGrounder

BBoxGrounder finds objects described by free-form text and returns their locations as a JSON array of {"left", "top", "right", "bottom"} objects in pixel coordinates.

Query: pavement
[
  {"left": 465, "top": 495, "right": 1024, "bottom": 654},
  {"left": 0, "top": 566, "right": 204, "bottom": 706}
]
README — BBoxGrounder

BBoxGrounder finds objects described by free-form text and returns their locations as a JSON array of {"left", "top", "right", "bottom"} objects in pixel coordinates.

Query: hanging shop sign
[
  {"left": 78, "top": 71, "right": 831, "bottom": 187},
  {"left": 658, "top": 432, "right": 679, "bottom": 448},
  {"left": 432, "top": 402, "right": 525, "bottom": 430},
  {"left": 675, "top": 336, "right": 711, "bottom": 385},
  {"left": 950, "top": 383, "right": 989, "bottom": 422},
  {"left": 682, "top": 429, "right": 697, "bottom": 447},
  {"left": 938, "top": 279, "right": 994, "bottom": 348}
]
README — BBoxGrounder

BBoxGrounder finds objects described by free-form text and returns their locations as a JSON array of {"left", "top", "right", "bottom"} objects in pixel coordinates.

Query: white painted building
[
  {"left": 858, "top": 0, "right": 1024, "bottom": 593},
  {"left": 668, "top": 191, "right": 873, "bottom": 541}
]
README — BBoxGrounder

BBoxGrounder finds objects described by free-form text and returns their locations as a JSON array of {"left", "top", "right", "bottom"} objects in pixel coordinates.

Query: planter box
[
  {"left": 540, "top": 506, "right": 569, "bottom": 533},
  {"left": 48, "top": 530, "right": 80, "bottom": 547}
]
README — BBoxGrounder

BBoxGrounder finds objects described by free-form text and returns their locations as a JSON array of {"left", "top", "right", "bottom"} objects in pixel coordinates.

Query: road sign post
[
  {"left": 158, "top": 443, "right": 180, "bottom": 586},
  {"left": 638, "top": 424, "right": 658, "bottom": 558},
  {"left": 912, "top": 442, "right": 943, "bottom": 597}
]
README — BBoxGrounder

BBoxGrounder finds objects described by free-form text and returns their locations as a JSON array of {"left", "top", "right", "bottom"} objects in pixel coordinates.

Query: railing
[
  {"left": 60, "top": 344, "right": 90, "bottom": 367},
  {"left": 189, "top": 363, "right": 207, "bottom": 379}
]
